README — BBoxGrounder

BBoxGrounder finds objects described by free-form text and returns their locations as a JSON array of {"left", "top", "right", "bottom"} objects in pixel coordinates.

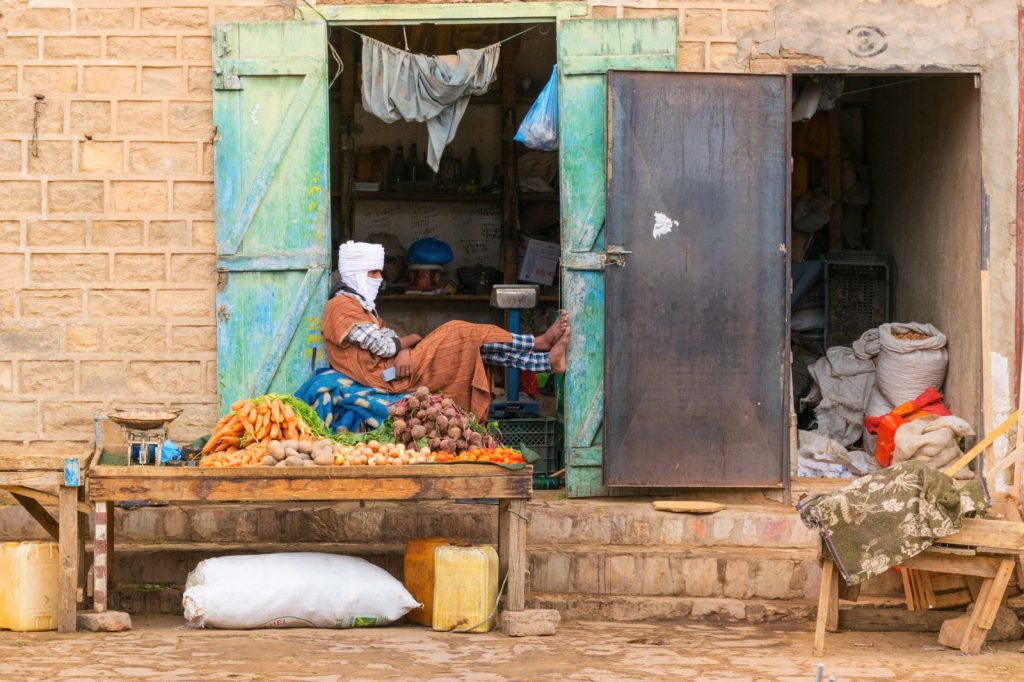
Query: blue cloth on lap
[{"left": 294, "top": 368, "right": 401, "bottom": 433}]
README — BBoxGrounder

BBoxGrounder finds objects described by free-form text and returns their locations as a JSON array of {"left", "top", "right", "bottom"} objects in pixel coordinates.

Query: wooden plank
[
  {"left": 959, "top": 559, "right": 1015, "bottom": 655},
  {"left": 88, "top": 473, "right": 533, "bottom": 502},
  {"left": 940, "top": 518, "right": 1024, "bottom": 552},
  {"left": 0, "top": 470, "right": 64, "bottom": 487},
  {"left": 89, "top": 463, "right": 531, "bottom": 480},
  {"left": 301, "top": 2, "right": 588, "bottom": 24},
  {"left": 498, "top": 499, "right": 510, "bottom": 588},
  {"left": 652, "top": 501, "right": 726, "bottom": 514},
  {"left": 837, "top": 607, "right": 962, "bottom": 632},
  {"left": 58, "top": 486, "right": 79, "bottom": 633},
  {"left": 901, "top": 552, "right": 1002, "bottom": 578},
  {"left": 504, "top": 499, "right": 527, "bottom": 612},
  {"left": 814, "top": 557, "right": 838, "bottom": 655},
  {"left": 1, "top": 485, "right": 93, "bottom": 514},
  {"left": 9, "top": 492, "right": 59, "bottom": 541},
  {"left": 943, "top": 408, "right": 1020, "bottom": 477},
  {"left": 0, "top": 452, "right": 91, "bottom": 471}
]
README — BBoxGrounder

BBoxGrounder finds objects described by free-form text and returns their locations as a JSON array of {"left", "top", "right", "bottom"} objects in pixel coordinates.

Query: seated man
[{"left": 323, "top": 241, "right": 569, "bottom": 420}]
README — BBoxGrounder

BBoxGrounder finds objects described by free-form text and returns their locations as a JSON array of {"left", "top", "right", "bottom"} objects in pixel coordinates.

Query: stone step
[
  {"left": 2, "top": 497, "right": 816, "bottom": 550},
  {"left": 528, "top": 592, "right": 817, "bottom": 624}
]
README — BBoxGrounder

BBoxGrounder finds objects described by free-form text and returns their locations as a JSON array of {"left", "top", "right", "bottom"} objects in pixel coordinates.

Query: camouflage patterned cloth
[{"left": 797, "top": 460, "right": 988, "bottom": 584}]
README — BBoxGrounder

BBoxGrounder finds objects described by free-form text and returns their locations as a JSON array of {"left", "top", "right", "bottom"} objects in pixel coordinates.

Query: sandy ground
[{"left": 0, "top": 616, "right": 1020, "bottom": 681}]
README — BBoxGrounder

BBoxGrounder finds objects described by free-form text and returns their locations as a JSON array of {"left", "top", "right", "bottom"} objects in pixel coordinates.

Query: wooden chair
[{"left": 813, "top": 409, "right": 1024, "bottom": 656}]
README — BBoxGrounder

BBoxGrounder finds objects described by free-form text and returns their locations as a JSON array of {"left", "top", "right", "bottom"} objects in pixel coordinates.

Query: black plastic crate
[
  {"left": 825, "top": 251, "right": 889, "bottom": 348},
  {"left": 497, "top": 416, "right": 562, "bottom": 477}
]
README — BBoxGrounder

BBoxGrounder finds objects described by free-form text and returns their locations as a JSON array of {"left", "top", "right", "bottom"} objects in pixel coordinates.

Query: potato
[
  {"left": 302, "top": 459, "right": 317, "bottom": 466},
  {"left": 261, "top": 455, "right": 278, "bottom": 467},
  {"left": 275, "top": 459, "right": 288, "bottom": 467},
  {"left": 298, "top": 450, "right": 312, "bottom": 461},
  {"left": 284, "top": 455, "right": 303, "bottom": 466},
  {"left": 296, "top": 440, "right": 314, "bottom": 454},
  {"left": 315, "top": 438, "right": 333, "bottom": 450},
  {"left": 281, "top": 440, "right": 299, "bottom": 451},
  {"left": 313, "top": 451, "right": 334, "bottom": 466},
  {"left": 284, "top": 446, "right": 299, "bottom": 459},
  {"left": 268, "top": 441, "right": 286, "bottom": 461}
]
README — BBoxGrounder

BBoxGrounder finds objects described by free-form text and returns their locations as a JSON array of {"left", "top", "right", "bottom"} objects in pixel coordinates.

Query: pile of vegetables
[
  {"left": 199, "top": 389, "right": 523, "bottom": 468},
  {"left": 388, "top": 387, "right": 495, "bottom": 454}
]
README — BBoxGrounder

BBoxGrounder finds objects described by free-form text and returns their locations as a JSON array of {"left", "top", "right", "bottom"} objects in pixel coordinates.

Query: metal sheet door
[
  {"left": 604, "top": 72, "right": 789, "bottom": 487},
  {"left": 557, "top": 18, "right": 678, "bottom": 498},
  {"left": 212, "top": 22, "right": 330, "bottom": 414}
]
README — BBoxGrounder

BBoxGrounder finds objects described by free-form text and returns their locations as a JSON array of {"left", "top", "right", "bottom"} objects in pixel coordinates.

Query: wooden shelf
[
  {"left": 379, "top": 294, "right": 559, "bottom": 303},
  {"left": 347, "top": 191, "right": 501, "bottom": 204}
]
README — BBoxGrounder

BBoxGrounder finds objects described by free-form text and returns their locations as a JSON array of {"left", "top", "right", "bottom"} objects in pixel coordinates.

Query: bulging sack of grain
[
  {"left": 876, "top": 323, "right": 948, "bottom": 406},
  {"left": 893, "top": 414, "right": 975, "bottom": 480},
  {"left": 183, "top": 552, "right": 419, "bottom": 629}
]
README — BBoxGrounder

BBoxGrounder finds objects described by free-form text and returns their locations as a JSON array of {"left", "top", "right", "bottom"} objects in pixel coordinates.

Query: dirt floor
[{"left": 1, "top": 616, "right": 1021, "bottom": 681}]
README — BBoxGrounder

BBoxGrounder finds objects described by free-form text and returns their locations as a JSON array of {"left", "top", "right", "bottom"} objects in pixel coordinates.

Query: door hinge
[
  {"left": 563, "top": 245, "right": 632, "bottom": 271},
  {"left": 213, "top": 66, "right": 242, "bottom": 91}
]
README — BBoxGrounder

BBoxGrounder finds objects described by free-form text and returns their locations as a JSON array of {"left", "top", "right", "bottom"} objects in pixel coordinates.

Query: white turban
[{"left": 338, "top": 241, "right": 385, "bottom": 311}]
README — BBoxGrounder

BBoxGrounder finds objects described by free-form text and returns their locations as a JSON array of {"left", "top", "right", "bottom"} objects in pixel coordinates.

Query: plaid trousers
[{"left": 480, "top": 333, "right": 551, "bottom": 372}]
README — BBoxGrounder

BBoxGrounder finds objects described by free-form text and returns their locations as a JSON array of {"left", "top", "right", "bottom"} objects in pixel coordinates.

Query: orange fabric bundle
[{"left": 863, "top": 387, "right": 950, "bottom": 467}]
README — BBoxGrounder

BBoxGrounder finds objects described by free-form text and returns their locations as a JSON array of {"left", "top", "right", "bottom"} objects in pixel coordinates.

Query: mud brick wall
[
  {"left": 0, "top": 0, "right": 1019, "bottom": 460},
  {"left": 0, "top": 1, "right": 290, "bottom": 450}
]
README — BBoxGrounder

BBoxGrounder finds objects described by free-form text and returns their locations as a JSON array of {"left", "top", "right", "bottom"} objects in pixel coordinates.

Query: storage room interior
[{"left": 791, "top": 72, "right": 982, "bottom": 479}]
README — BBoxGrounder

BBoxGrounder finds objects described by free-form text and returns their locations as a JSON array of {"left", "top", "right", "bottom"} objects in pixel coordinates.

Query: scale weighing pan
[{"left": 107, "top": 408, "right": 182, "bottom": 431}]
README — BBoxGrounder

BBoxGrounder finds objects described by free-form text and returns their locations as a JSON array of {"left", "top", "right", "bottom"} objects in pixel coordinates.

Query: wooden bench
[{"left": 813, "top": 408, "right": 1024, "bottom": 656}]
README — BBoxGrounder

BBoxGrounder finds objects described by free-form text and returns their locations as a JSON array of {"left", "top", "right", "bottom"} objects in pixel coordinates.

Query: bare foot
[
  {"left": 534, "top": 310, "right": 569, "bottom": 351},
  {"left": 549, "top": 325, "right": 570, "bottom": 373}
]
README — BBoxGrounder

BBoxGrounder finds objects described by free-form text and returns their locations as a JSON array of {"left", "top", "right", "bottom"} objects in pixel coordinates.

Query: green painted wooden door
[
  {"left": 212, "top": 22, "right": 330, "bottom": 414},
  {"left": 558, "top": 19, "right": 678, "bottom": 497}
]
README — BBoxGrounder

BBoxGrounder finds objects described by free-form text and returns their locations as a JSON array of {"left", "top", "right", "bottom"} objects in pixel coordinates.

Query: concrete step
[
  {"left": 1, "top": 497, "right": 816, "bottom": 550},
  {"left": 528, "top": 592, "right": 817, "bottom": 623}
]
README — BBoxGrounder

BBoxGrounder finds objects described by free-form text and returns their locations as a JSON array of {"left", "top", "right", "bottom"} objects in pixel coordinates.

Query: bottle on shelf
[
  {"left": 464, "top": 147, "right": 482, "bottom": 194},
  {"left": 407, "top": 143, "right": 419, "bottom": 182},
  {"left": 389, "top": 145, "right": 406, "bottom": 191}
]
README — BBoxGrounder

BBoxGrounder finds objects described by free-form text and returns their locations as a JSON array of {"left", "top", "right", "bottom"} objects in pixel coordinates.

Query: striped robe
[{"left": 322, "top": 295, "right": 512, "bottom": 420}]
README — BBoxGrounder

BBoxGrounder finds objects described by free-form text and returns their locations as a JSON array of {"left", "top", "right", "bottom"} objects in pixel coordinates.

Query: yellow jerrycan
[
  {"left": 0, "top": 541, "right": 60, "bottom": 632},
  {"left": 403, "top": 537, "right": 450, "bottom": 626},
  {"left": 432, "top": 543, "right": 499, "bottom": 633}
]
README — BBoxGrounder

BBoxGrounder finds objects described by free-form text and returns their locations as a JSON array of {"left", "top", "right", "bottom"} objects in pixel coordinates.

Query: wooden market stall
[
  {"left": 86, "top": 456, "right": 533, "bottom": 618},
  {"left": 0, "top": 451, "right": 92, "bottom": 633}
]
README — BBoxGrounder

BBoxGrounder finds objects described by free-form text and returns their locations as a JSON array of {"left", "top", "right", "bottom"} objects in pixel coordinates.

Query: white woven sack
[
  {"left": 875, "top": 323, "right": 948, "bottom": 406},
  {"left": 183, "top": 552, "right": 419, "bottom": 629}
]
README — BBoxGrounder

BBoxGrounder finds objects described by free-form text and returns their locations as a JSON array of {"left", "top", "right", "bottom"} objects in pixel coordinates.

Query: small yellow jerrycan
[
  {"left": 403, "top": 537, "right": 450, "bottom": 626},
  {"left": 0, "top": 541, "right": 60, "bottom": 632},
  {"left": 432, "top": 543, "right": 499, "bottom": 633}
]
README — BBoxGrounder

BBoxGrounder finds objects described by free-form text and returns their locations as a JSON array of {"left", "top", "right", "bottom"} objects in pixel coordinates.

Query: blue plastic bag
[
  {"left": 514, "top": 66, "right": 558, "bottom": 151},
  {"left": 408, "top": 237, "right": 454, "bottom": 266},
  {"left": 160, "top": 439, "right": 181, "bottom": 463}
]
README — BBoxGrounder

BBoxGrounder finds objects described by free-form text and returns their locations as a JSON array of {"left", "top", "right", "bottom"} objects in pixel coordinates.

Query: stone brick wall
[{"left": 0, "top": 1, "right": 290, "bottom": 450}]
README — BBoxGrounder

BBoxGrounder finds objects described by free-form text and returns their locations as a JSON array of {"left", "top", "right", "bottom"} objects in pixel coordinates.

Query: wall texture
[{"left": 0, "top": 0, "right": 1019, "bottom": 453}]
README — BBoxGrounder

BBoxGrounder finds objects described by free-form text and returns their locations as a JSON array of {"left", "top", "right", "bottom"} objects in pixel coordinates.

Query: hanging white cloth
[{"left": 360, "top": 35, "right": 500, "bottom": 171}]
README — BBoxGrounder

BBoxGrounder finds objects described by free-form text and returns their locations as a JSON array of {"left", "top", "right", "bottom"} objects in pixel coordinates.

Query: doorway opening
[
  {"left": 324, "top": 21, "right": 565, "bottom": 466},
  {"left": 791, "top": 73, "right": 982, "bottom": 479}
]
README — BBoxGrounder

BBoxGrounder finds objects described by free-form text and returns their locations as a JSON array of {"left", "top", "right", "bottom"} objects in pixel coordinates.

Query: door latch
[
  {"left": 213, "top": 66, "right": 242, "bottom": 91},
  {"left": 563, "top": 245, "right": 632, "bottom": 271}
]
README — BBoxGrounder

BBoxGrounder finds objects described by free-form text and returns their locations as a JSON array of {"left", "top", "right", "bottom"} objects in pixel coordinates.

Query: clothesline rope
[{"left": 339, "top": 23, "right": 540, "bottom": 52}]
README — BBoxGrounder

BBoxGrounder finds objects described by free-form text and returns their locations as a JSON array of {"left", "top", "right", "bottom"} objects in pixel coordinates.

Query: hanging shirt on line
[{"left": 360, "top": 35, "right": 500, "bottom": 172}]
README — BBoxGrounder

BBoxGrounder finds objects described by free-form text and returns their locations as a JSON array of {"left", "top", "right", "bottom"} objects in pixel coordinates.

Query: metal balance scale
[{"left": 107, "top": 409, "right": 182, "bottom": 466}]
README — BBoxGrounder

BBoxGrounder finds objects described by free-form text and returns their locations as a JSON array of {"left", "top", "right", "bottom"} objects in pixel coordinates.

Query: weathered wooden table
[
  {"left": 87, "top": 461, "right": 533, "bottom": 616},
  {"left": 0, "top": 452, "right": 92, "bottom": 633}
]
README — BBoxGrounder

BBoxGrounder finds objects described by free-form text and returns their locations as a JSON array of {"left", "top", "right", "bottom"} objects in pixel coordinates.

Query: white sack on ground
[
  {"left": 893, "top": 415, "right": 976, "bottom": 480},
  {"left": 797, "top": 430, "right": 877, "bottom": 478},
  {"left": 876, "top": 323, "right": 948, "bottom": 406},
  {"left": 183, "top": 553, "right": 419, "bottom": 630},
  {"left": 805, "top": 347, "right": 876, "bottom": 446}
]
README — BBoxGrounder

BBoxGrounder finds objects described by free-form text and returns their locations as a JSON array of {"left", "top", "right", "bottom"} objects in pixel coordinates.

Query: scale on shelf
[{"left": 106, "top": 409, "right": 182, "bottom": 466}]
